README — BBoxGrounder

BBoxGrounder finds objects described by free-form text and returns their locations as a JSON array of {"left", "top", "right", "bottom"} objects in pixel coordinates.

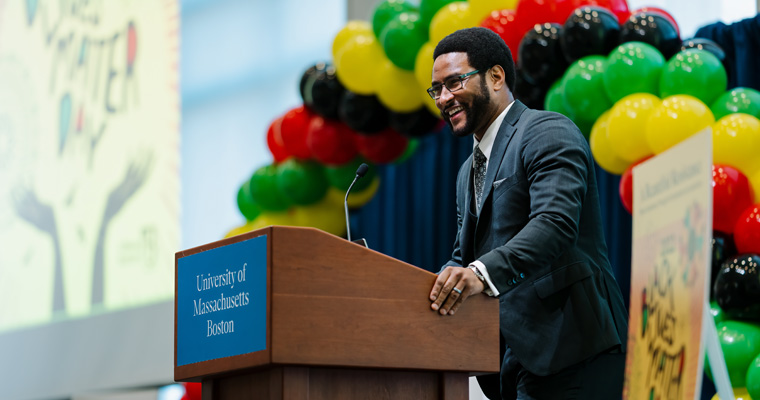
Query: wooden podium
[{"left": 175, "top": 226, "right": 499, "bottom": 400}]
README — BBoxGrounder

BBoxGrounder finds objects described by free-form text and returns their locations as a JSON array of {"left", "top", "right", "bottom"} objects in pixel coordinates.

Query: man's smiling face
[{"left": 432, "top": 52, "right": 491, "bottom": 138}]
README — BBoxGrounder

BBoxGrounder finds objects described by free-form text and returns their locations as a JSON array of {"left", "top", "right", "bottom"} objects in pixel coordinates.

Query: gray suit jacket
[{"left": 443, "top": 100, "right": 628, "bottom": 376}]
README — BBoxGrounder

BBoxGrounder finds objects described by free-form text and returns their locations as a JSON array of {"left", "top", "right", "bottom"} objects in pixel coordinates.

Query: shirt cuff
[{"left": 469, "top": 260, "right": 500, "bottom": 297}]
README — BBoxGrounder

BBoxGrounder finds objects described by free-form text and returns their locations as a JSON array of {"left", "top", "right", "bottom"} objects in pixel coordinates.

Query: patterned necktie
[{"left": 473, "top": 146, "right": 487, "bottom": 213}]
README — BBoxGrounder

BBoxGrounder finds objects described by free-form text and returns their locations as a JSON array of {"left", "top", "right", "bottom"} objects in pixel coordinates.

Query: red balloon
[
  {"left": 279, "top": 105, "right": 314, "bottom": 160},
  {"left": 713, "top": 164, "right": 754, "bottom": 234},
  {"left": 354, "top": 128, "right": 409, "bottom": 164},
  {"left": 266, "top": 116, "right": 289, "bottom": 163},
  {"left": 183, "top": 382, "right": 201, "bottom": 400},
  {"left": 551, "top": 0, "right": 631, "bottom": 25},
  {"left": 515, "top": 0, "right": 561, "bottom": 52},
  {"left": 306, "top": 116, "right": 358, "bottom": 166},
  {"left": 618, "top": 156, "right": 650, "bottom": 214},
  {"left": 480, "top": 9, "right": 521, "bottom": 63},
  {"left": 734, "top": 204, "right": 760, "bottom": 254},
  {"left": 619, "top": 166, "right": 633, "bottom": 214},
  {"left": 633, "top": 7, "right": 679, "bottom": 35},
  {"left": 582, "top": 0, "right": 631, "bottom": 24},
  {"left": 553, "top": 0, "right": 595, "bottom": 25}
]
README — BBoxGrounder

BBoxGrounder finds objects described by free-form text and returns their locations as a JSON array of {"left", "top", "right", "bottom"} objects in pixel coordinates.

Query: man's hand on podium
[{"left": 429, "top": 266, "right": 485, "bottom": 316}]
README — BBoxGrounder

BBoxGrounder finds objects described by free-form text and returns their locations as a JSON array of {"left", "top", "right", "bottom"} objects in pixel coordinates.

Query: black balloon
[
  {"left": 307, "top": 65, "right": 345, "bottom": 120},
  {"left": 518, "top": 23, "right": 568, "bottom": 86},
  {"left": 711, "top": 231, "right": 737, "bottom": 299},
  {"left": 299, "top": 62, "right": 327, "bottom": 104},
  {"left": 560, "top": 7, "right": 620, "bottom": 64},
  {"left": 338, "top": 91, "right": 389, "bottom": 134},
  {"left": 714, "top": 253, "right": 760, "bottom": 321},
  {"left": 389, "top": 108, "right": 440, "bottom": 138},
  {"left": 619, "top": 11, "right": 681, "bottom": 60},
  {"left": 681, "top": 37, "right": 725, "bottom": 62},
  {"left": 513, "top": 69, "right": 549, "bottom": 110}
]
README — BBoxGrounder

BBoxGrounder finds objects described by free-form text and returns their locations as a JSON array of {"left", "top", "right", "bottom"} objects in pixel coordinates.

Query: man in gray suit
[{"left": 427, "top": 28, "right": 629, "bottom": 399}]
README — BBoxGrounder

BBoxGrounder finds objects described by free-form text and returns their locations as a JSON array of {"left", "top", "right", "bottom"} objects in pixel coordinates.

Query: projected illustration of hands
[
  {"left": 12, "top": 186, "right": 65, "bottom": 313},
  {"left": 92, "top": 153, "right": 154, "bottom": 307}
]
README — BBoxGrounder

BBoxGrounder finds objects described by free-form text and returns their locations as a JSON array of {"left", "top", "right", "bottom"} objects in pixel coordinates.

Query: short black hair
[{"left": 433, "top": 27, "right": 516, "bottom": 92}]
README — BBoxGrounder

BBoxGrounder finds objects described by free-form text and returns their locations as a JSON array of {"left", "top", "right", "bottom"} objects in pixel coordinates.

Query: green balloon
[
  {"left": 544, "top": 80, "right": 576, "bottom": 120},
  {"left": 562, "top": 56, "right": 612, "bottom": 122},
  {"left": 325, "top": 158, "right": 376, "bottom": 192},
  {"left": 372, "top": 0, "right": 416, "bottom": 40},
  {"left": 237, "top": 182, "right": 261, "bottom": 221},
  {"left": 276, "top": 159, "right": 329, "bottom": 206},
  {"left": 419, "top": 0, "right": 458, "bottom": 38},
  {"left": 717, "top": 320, "right": 760, "bottom": 388},
  {"left": 710, "top": 301, "right": 726, "bottom": 326},
  {"left": 381, "top": 12, "right": 427, "bottom": 71},
  {"left": 660, "top": 49, "right": 727, "bottom": 107},
  {"left": 747, "top": 353, "right": 760, "bottom": 400},
  {"left": 574, "top": 117, "right": 595, "bottom": 141},
  {"left": 249, "top": 164, "right": 291, "bottom": 212},
  {"left": 394, "top": 138, "right": 418, "bottom": 164},
  {"left": 604, "top": 42, "right": 665, "bottom": 103},
  {"left": 711, "top": 87, "right": 760, "bottom": 120}
]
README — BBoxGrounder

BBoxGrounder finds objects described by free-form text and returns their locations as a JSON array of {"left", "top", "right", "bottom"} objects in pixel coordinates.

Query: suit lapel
[
  {"left": 460, "top": 154, "right": 475, "bottom": 263},
  {"left": 476, "top": 100, "right": 527, "bottom": 214}
]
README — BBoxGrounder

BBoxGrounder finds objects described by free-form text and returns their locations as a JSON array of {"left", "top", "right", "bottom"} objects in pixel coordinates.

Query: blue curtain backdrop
[
  {"left": 695, "top": 15, "right": 760, "bottom": 91},
  {"left": 351, "top": 123, "right": 632, "bottom": 309}
]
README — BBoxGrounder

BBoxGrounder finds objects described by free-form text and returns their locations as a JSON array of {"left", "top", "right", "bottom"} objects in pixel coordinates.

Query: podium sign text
[{"left": 176, "top": 235, "right": 267, "bottom": 366}]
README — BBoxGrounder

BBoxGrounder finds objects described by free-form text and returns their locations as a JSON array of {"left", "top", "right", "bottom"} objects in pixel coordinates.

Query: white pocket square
[{"left": 493, "top": 178, "right": 508, "bottom": 188}]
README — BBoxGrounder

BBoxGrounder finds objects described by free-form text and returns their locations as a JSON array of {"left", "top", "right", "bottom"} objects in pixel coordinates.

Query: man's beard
[{"left": 444, "top": 81, "right": 491, "bottom": 137}]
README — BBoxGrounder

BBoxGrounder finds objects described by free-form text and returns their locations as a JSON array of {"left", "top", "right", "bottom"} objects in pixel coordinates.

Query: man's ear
[{"left": 489, "top": 65, "right": 506, "bottom": 92}]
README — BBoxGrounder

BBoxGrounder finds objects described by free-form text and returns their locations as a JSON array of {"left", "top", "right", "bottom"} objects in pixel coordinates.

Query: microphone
[{"left": 345, "top": 163, "right": 369, "bottom": 244}]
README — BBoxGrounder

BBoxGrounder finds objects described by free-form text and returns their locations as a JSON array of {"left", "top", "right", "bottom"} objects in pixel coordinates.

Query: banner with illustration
[
  {"left": 623, "top": 130, "right": 712, "bottom": 400},
  {"left": 0, "top": 0, "right": 179, "bottom": 331}
]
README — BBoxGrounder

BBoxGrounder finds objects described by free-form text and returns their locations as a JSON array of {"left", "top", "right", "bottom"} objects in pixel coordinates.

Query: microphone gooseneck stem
[{"left": 345, "top": 175, "right": 360, "bottom": 242}]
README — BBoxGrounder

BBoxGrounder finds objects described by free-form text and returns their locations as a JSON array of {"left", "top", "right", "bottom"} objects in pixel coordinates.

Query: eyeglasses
[{"left": 427, "top": 70, "right": 480, "bottom": 100}]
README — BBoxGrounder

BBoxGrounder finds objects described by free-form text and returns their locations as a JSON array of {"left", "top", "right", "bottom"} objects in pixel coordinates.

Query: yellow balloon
[
  {"left": 712, "top": 387, "right": 751, "bottom": 400},
  {"left": 332, "top": 20, "right": 373, "bottom": 63},
  {"left": 589, "top": 110, "right": 631, "bottom": 175},
  {"left": 326, "top": 177, "right": 382, "bottom": 209},
  {"left": 253, "top": 210, "right": 299, "bottom": 229},
  {"left": 292, "top": 195, "right": 347, "bottom": 237},
  {"left": 376, "top": 59, "right": 425, "bottom": 112},
  {"left": 750, "top": 168, "right": 760, "bottom": 201},
  {"left": 713, "top": 113, "right": 760, "bottom": 177},
  {"left": 421, "top": 87, "right": 443, "bottom": 117},
  {"left": 429, "top": 2, "right": 477, "bottom": 45},
  {"left": 469, "top": 0, "right": 518, "bottom": 24},
  {"left": 414, "top": 41, "right": 436, "bottom": 90},
  {"left": 224, "top": 222, "right": 254, "bottom": 238},
  {"left": 645, "top": 94, "right": 715, "bottom": 154},
  {"left": 606, "top": 93, "right": 660, "bottom": 163},
  {"left": 335, "top": 35, "right": 386, "bottom": 95}
]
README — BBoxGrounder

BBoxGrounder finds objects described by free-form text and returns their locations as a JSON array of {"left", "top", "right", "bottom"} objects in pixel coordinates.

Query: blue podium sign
[{"left": 176, "top": 235, "right": 267, "bottom": 366}]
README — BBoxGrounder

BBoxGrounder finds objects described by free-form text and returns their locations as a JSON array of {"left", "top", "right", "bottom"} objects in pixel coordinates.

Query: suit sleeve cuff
[{"left": 469, "top": 260, "right": 500, "bottom": 297}]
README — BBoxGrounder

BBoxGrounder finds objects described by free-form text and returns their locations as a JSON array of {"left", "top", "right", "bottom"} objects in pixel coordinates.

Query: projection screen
[{"left": 0, "top": 1, "right": 180, "bottom": 398}]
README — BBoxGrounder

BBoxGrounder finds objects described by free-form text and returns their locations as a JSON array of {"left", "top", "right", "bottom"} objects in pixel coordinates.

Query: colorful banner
[
  {"left": 0, "top": 0, "right": 180, "bottom": 331},
  {"left": 623, "top": 130, "right": 713, "bottom": 400}
]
